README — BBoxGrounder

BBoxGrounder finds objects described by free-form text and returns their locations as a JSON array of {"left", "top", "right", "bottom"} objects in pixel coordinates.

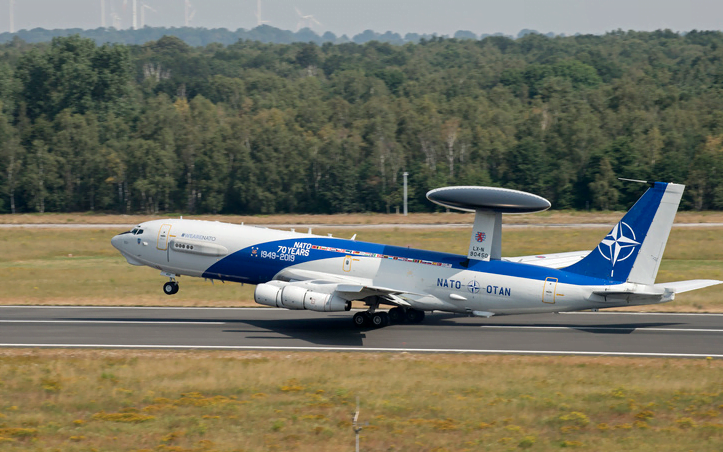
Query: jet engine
[{"left": 254, "top": 281, "right": 352, "bottom": 312}]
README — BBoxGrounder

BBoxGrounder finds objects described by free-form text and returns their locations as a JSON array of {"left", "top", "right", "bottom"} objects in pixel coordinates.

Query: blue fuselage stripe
[{"left": 202, "top": 237, "right": 613, "bottom": 286}]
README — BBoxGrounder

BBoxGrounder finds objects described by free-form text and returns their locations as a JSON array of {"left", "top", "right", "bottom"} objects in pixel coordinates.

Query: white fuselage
[{"left": 111, "top": 219, "right": 654, "bottom": 315}]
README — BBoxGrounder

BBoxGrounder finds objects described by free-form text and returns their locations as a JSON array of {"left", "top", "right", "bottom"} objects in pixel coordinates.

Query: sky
[{"left": 3, "top": 0, "right": 723, "bottom": 37}]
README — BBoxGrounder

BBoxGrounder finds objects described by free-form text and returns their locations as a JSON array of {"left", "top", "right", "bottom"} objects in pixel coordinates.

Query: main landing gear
[{"left": 352, "top": 307, "right": 425, "bottom": 328}]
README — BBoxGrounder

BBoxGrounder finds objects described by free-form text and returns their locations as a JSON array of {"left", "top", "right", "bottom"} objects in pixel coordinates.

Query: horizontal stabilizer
[
  {"left": 592, "top": 287, "right": 673, "bottom": 304},
  {"left": 592, "top": 279, "right": 722, "bottom": 305},
  {"left": 655, "top": 279, "right": 723, "bottom": 294}
]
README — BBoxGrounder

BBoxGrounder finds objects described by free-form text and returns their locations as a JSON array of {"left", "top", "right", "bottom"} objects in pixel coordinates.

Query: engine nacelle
[{"left": 254, "top": 281, "right": 352, "bottom": 312}]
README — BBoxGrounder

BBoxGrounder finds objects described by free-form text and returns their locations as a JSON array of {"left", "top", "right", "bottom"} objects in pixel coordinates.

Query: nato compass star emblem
[
  {"left": 597, "top": 221, "right": 640, "bottom": 274},
  {"left": 468, "top": 280, "right": 481, "bottom": 294}
]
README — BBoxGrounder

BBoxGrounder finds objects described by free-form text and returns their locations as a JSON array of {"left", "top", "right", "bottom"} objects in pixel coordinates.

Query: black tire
[
  {"left": 388, "top": 307, "right": 403, "bottom": 324},
  {"left": 406, "top": 309, "right": 425, "bottom": 324},
  {"left": 163, "top": 282, "right": 176, "bottom": 295},
  {"left": 379, "top": 312, "right": 390, "bottom": 327},
  {"left": 171, "top": 282, "right": 179, "bottom": 294},
  {"left": 371, "top": 313, "right": 384, "bottom": 327},
  {"left": 353, "top": 312, "right": 369, "bottom": 328}
]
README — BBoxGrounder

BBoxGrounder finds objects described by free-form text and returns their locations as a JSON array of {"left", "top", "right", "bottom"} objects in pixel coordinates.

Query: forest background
[{"left": 1, "top": 29, "right": 723, "bottom": 215}]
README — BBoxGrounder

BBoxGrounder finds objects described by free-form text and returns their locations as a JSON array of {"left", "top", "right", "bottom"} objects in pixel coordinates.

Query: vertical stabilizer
[
  {"left": 468, "top": 210, "right": 501, "bottom": 261},
  {"left": 564, "top": 182, "right": 683, "bottom": 283},
  {"left": 626, "top": 183, "right": 684, "bottom": 284}
]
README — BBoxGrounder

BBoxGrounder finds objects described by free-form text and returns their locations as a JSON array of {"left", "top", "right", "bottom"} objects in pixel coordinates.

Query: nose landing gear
[
  {"left": 163, "top": 281, "right": 179, "bottom": 295},
  {"left": 161, "top": 271, "right": 179, "bottom": 295}
]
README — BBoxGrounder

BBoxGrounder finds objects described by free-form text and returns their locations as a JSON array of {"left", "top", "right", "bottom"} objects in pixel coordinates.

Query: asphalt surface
[{"left": 1, "top": 306, "right": 722, "bottom": 357}]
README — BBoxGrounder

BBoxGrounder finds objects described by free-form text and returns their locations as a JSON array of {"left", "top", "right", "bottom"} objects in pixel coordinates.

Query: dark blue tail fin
[{"left": 563, "top": 182, "right": 684, "bottom": 283}]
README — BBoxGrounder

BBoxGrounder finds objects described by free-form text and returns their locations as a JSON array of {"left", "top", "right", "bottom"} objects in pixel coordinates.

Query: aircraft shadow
[
  {"left": 64, "top": 316, "right": 368, "bottom": 347},
  {"left": 223, "top": 317, "right": 367, "bottom": 346}
]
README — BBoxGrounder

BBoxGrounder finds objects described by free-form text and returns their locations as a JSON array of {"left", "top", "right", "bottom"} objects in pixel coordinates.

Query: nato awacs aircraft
[{"left": 112, "top": 180, "right": 721, "bottom": 328}]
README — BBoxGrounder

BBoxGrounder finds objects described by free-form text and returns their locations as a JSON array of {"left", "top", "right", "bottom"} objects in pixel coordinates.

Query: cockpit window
[
  {"left": 131, "top": 228, "right": 138, "bottom": 234},
  {"left": 137, "top": 229, "right": 144, "bottom": 235}
]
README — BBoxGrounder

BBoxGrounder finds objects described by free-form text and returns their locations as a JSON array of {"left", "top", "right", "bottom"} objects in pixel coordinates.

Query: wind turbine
[
  {"left": 140, "top": 2, "right": 156, "bottom": 28},
  {"left": 132, "top": 0, "right": 138, "bottom": 29},
  {"left": 111, "top": 12, "right": 122, "bottom": 29},
  {"left": 295, "top": 7, "right": 321, "bottom": 31},
  {"left": 122, "top": 0, "right": 128, "bottom": 28},
  {"left": 9, "top": 0, "right": 15, "bottom": 33},
  {"left": 184, "top": 0, "right": 196, "bottom": 26},
  {"left": 101, "top": 0, "right": 106, "bottom": 28},
  {"left": 109, "top": 0, "right": 122, "bottom": 28},
  {"left": 255, "top": 0, "right": 268, "bottom": 27}
]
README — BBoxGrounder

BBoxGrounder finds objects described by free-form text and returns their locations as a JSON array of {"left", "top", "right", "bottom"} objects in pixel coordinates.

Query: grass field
[
  {"left": 0, "top": 350, "right": 721, "bottom": 451},
  {"left": 0, "top": 226, "right": 721, "bottom": 311},
  {"left": 0, "top": 224, "right": 721, "bottom": 451}
]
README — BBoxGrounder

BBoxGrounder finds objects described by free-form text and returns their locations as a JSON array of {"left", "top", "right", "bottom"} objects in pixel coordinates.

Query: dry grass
[
  {"left": 0, "top": 227, "right": 721, "bottom": 311},
  {"left": 1, "top": 210, "right": 723, "bottom": 226},
  {"left": 0, "top": 350, "right": 721, "bottom": 451}
]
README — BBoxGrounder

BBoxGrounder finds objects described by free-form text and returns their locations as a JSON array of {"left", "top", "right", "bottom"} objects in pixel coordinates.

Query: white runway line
[
  {"left": 0, "top": 306, "right": 273, "bottom": 311},
  {"left": 562, "top": 311, "right": 723, "bottom": 317},
  {"left": 0, "top": 320, "right": 224, "bottom": 325},
  {"left": 1, "top": 320, "right": 718, "bottom": 332},
  {"left": 480, "top": 325, "right": 723, "bottom": 333},
  {"left": 3, "top": 306, "right": 723, "bottom": 317},
  {"left": 0, "top": 343, "right": 721, "bottom": 358}
]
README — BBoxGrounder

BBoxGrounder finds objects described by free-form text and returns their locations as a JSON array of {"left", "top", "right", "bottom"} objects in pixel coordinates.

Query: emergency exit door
[
  {"left": 157, "top": 224, "right": 172, "bottom": 250},
  {"left": 542, "top": 277, "right": 557, "bottom": 304}
]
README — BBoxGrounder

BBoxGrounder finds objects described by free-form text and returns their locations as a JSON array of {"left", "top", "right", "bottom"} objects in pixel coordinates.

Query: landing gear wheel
[
  {"left": 371, "top": 313, "right": 385, "bottom": 327},
  {"left": 388, "top": 307, "right": 404, "bottom": 324},
  {"left": 379, "top": 312, "right": 390, "bottom": 326},
  {"left": 163, "top": 281, "right": 179, "bottom": 295},
  {"left": 353, "top": 312, "right": 370, "bottom": 328},
  {"left": 406, "top": 309, "right": 425, "bottom": 324}
]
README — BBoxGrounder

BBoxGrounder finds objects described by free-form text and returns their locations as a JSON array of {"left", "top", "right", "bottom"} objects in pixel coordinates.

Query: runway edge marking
[{"left": 0, "top": 344, "right": 721, "bottom": 358}]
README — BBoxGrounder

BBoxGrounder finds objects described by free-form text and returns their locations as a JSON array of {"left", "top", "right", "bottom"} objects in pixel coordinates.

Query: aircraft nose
[{"left": 111, "top": 234, "right": 124, "bottom": 251}]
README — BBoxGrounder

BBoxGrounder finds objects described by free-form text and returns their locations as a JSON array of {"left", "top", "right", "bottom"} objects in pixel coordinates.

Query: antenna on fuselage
[
  {"left": 350, "top": 234, "right": 357, "bottom": 241},
  {"left": 618, "top": 177, "right": 655, "bottom": 187}
]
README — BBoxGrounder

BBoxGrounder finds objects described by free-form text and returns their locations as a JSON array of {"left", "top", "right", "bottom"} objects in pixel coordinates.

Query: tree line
[
  {"left": 1, "top": 30, "right": 723, "bottom": 214},
  {"left": 0, "top": 25, "right": 519, "bottom": 47}
]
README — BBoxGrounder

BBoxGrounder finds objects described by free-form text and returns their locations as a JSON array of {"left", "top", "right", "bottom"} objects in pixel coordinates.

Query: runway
[{"left": 1, "top": 306, "right": 722, "bottom": 357}]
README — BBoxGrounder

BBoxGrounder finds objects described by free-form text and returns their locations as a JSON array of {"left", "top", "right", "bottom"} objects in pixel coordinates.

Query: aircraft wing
[
  {"left": 273, "top": 268, "right": 415, "bottom": 307},
  {"left": 502, "top": 250, "right": 589, "bottom": 269}
]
